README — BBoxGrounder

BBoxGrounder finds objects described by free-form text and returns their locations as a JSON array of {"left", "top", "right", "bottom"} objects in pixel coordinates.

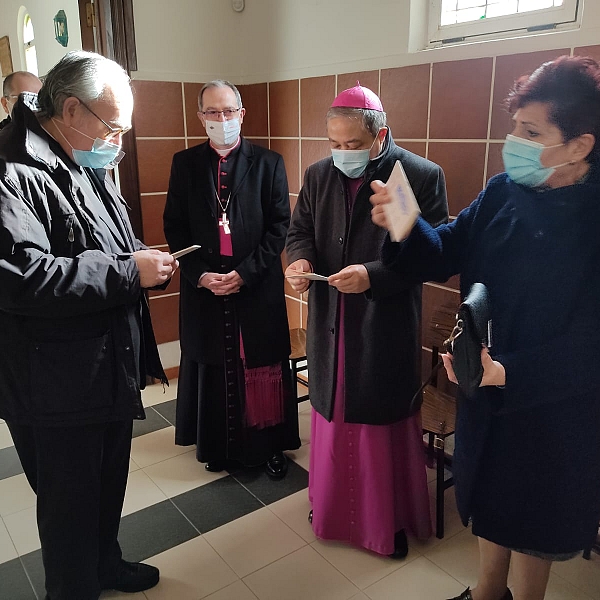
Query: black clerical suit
[{"left": 164, "top": 138, "right": 300, "bottom": 466}]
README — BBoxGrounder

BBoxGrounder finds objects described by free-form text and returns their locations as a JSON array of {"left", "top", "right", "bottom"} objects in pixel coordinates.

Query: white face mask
[
  {"left": 205, "top": 118, "right": 241, "bottom": 147},
  {"left": 331, "top": 133, "right": 380, "bottom": 179}
]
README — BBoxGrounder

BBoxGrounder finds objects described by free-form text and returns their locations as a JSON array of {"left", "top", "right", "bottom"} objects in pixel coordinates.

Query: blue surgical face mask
[
  {"left": 331, "top": 133, "right": 381, "bottom": 179},
  {"left": 53, "top": 118, "right": 125, "bottom": 169},
  {"left": 502, "top": 134, "right": 568, "bottom": 187}
]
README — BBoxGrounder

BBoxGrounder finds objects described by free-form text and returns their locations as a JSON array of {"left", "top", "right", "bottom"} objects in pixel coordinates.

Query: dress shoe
[
  {"left": 100, "top": 560, "right": 159, "bottom": 593},
  {"left": 447, "top": 588, "right": 513, "bottom": 600},
  {"left": 205, "top": 460, "right": 225, "bottom": 472},
  {"left": 388, "top": 529, "right": 409, "bottom": 559},
  {"left": 265, "top": 451, "right": 288, "bottom": 478}
]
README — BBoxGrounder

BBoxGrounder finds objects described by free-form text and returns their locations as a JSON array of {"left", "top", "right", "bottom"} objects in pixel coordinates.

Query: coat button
[
  {"left": 208, "top": 248, "right": 213, "bottom": 254},
  {"left": 329, "top": 328, "right": 334, "bottom": 334},
  {"left": 338, "top": 237, "right": 343, "bottom": 244}
]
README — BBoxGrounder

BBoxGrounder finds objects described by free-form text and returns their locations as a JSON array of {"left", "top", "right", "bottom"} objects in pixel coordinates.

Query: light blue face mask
[
  {"left": 502, "top": 134, "right": 567, "bottom": 187},
  {"left": 53, "top": 118, "right": 125, "bottom": 169},
  {"left": 331, "top": 134, "right": 380, "bottom": 179}
]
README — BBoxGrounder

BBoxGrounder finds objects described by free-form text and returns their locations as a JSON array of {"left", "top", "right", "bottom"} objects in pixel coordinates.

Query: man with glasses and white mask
[
  {"left": 0, "top": 51, "right": 177, "bottom": 599},
  {"left": 164, "top": 80, "right": 300, "bottom": 479},
  {"left": 0, "top": 70, "right": 42, "bottom": 129}
]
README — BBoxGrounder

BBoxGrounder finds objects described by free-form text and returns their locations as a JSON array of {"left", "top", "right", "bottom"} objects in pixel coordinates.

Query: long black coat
[
  {"left": 0, "top": 96, "right": 165, "bottom": 426},
  {"left": 163, "top": 139, "right": 291, "bottom": 368},
  {"left": 286, "top": 132, "right": 448, "bottom": 425}
]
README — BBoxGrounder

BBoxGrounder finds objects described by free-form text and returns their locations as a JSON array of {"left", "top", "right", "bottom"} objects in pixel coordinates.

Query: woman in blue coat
[{"left": 371, "top": 55, "right": 600, "bottom": 600}]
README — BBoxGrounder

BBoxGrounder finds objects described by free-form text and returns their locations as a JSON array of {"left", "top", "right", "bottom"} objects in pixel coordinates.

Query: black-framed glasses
[
  {"left": 78, "top": 98, "right": 131, "bottom": 140},
  {"left": 201, "top": 107, "right": 241, "bottom": 121}
]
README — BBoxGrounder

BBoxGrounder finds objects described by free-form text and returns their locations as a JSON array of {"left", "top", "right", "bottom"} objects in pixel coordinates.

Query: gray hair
[
  {"left": 326, "top": 106, "right": 387, "bottom": 138},
  {"left": 198, "top": 80, "right": 242, "bottom": 111},
  {"left": 37, "top": 50, "right": 130, "bottom": 119}
]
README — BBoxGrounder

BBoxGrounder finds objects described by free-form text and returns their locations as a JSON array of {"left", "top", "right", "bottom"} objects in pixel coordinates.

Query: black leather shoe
[
  {"left": 448, "top": 588, "right": 513, "bottom": 600},
  {"left": 205, "top": 460, "right": 225, "bottom": 472},
  {"left": 388, "top": 529, "right": 409, "bottom": 559},
  {"left": 265, "top": 451, "right": 288, "bottom": 478},
  {"left": 100, "top": 560, "right": 159, "bottom": 593}
]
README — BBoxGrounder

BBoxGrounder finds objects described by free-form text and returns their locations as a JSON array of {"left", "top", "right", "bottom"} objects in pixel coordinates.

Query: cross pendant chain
[
  {"left": 216, "top": 191, "right": 231, "bottom": 235},
  {"left": 219, "top": 212, "right": 231, "bottom": 235}
]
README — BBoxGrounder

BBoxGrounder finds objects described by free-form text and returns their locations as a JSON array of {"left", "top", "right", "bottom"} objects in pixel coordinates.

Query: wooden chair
[
  {"left": 420, "top": 302, "right": 459, "bottom": 539},
  {"left": 289, "top": 328, "right": 309, "bottom": 403}
]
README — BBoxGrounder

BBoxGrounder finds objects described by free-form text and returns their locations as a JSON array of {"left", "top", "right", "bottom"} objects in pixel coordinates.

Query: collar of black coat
[{"left": 0, "top": 92, "right": 63, "bottom": 171}]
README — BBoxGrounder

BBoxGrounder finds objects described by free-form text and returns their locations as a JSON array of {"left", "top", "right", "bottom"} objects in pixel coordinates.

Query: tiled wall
[{"left": 132, "top": 44, "right": 600, "bottom": 374}]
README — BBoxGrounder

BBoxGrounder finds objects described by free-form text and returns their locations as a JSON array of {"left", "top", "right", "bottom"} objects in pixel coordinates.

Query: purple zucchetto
[{"left": 330, "top": 81, "right": 384, "bottom": 111}]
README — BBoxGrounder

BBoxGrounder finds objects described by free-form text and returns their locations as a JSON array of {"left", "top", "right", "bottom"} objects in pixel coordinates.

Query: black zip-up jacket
[{"left": 0, "top": 94, "right": 166, "bottom": 426}]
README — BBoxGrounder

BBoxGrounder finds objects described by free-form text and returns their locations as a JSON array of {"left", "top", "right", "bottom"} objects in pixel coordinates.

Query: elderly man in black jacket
[
  {"left": 0, "top": 51, "right": 177, "bottom": 600},
  {"left": 286, "top": 83, "right": 449, "bottom": 558}
]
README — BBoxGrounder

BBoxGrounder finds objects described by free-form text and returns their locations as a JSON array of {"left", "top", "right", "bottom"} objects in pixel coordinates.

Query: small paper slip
[
  {"left": 383, "top": 160, "right": 421, "bottom": 242},
  {"left": 172, "top": 245, "right": 201, "bottom": 259},
  {"left": 286, "top": 273, "right": 329, "bottom": 282}
]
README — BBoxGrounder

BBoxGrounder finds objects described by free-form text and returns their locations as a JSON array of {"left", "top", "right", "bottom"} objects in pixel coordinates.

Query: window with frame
[
  {"left": 428, "top": 0, "right": 581, "bottom": 45},
  {"left": 23, "top": 13, "right": 38, "bottom": 76}
]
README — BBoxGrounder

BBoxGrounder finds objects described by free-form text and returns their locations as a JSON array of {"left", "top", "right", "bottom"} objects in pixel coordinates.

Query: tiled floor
[{"left": 1, "top": 382, "right": 599, "bottom": 599}]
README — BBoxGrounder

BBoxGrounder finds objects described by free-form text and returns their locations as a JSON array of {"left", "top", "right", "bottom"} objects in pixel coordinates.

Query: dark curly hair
[{"left": 505, "top": 55, "right": 600, "bottom": 163}]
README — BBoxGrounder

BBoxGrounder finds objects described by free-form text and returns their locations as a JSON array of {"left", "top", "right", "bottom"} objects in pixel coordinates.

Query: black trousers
[{"left": 7, "top": 419, "right": 133, "bottom": 600}]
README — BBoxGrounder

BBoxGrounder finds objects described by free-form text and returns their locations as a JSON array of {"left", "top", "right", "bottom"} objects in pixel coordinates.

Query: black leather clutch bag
[{"left": 445, "top": 283, "right": 491, "bottom": 398}]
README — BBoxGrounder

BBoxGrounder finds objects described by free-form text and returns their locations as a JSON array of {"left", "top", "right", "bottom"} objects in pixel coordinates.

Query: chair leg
[
  {"left": 289, "top": 359, "right": 299, "bottom": 404},
  {"left": 435, "top": 438, "right": 445, "bottom": 539}
]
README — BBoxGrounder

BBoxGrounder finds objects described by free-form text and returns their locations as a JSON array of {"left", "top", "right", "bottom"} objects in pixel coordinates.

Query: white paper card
[
  {"left": 383, "top": 160, "right": 421, "bottom": 242},
  {"left": 285, "top": 273, "right": 329, "bottom": 282},
  {"left": 172, "top": 245, "right": 201, "bottom": 259}
]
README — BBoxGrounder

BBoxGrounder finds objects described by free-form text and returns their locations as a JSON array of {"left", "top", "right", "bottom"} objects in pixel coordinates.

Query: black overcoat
[
  {"left": 163, "top": 138, "right": 291, "bottom": 368},
  {"left": 286, "top": 132, "right": 448, "bottom": 425}
]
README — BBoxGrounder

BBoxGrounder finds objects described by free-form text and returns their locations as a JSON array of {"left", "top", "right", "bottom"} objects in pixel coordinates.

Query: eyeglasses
[
  {"left": 4, "top": 95, "right": 18, "bottom": 100},
  {"left": 78, "top": 98, "right": 131, "bottom": 140},
  {"left": 201, "top": 108, "right": 241, "bottom": 120}
]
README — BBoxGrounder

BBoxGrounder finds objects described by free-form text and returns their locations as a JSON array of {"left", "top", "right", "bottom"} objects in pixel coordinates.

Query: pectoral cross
[{"left": 219, "top": 212, "right": 231, "bottom": 235}]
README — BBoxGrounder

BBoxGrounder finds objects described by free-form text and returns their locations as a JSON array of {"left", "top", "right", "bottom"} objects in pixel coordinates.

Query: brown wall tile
[
  {"left": 430, "top": 58, "right": 493, "bottom": 140},
  {"left": 301, "top": 76, "right": 335, "bottom": 137},
  {"left": 238, "top": 83, "right": 268, "bottom": 137},
  {"left": 301, "top": 140, "right": 331, "bottom": 180},
  {"left": 396, "top": 141, "right": 427, "bottom": 158},
  {"left": 337, "top": 71, "right": 379, "bottom": 95},
  {"left": 141, "top": 193, "right": 167, "bottom": 247},
  {"left": 270, "top": 79, "right": 299, "bottom": 137},
  {"left": 149, "top": 294, "right": 180, "bottom": 344},
  {"left": 486, "top": 142, "right": 505, "bottom": 181},
  {"left": 381, "top": 64, "right": 430, "bottom": 140},
  {"left": 428, "top": 142, "right": 486, "bottom": 216},
  {"left": 271, "top": 138, "right": 300, "bottom": 194},
  {"left": 490, "top": 49, "right": 569, "bottom": 140},
  {"left": 574, "top": 45, "right": 600, "bottom": 62},
  {"left": 132, "top": 80, "right": 184, "bottom": 138},
  {"left": 137, "top": 139, "right": 186, "bottom": 194},
  {"left": 184, "top": 82, "right": 205, "bottom": 137},
  {"left": 286, "top": 296, "right": 301, "bottom": 330}
]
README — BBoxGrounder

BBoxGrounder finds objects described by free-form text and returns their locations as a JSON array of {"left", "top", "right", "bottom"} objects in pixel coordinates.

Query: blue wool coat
[{"left": 383, "top": 169, "right": 600, "bottom": 553}]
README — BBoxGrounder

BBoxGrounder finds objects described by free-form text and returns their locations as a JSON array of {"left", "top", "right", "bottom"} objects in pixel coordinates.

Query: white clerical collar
[{"left": 210, "top": 137, "right": 241, "bottom": 157}]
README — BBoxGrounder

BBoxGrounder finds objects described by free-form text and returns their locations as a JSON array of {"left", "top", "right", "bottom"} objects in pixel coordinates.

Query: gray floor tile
[
  {"left": 0, "top": 446, "right": 24, "bottom": 481},
  {"left": 231, "top": 460, "right": 308, "bottom": 505},
  {"left": 0, "top": 557, "right": 37, "bottom": 600},
  {"left": 117, "top": 499, "right": 200, "bottom": 563},
  {"left": 152, "top": 399, "right": 177, "bottom": 427},
  {"left": 171, "top": 476, "right": 263, "bottom": 534},
  {"left": 132, "top": 407, "right": 170, "bottom": 438}
]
